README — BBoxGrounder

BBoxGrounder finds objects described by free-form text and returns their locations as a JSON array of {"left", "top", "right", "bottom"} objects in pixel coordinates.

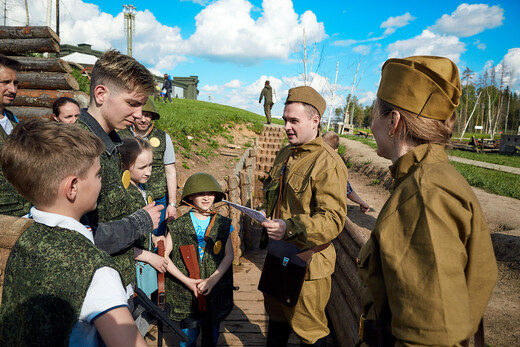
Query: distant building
[{"left": 57, "top": 43, "right": 199, "bottom": 100}]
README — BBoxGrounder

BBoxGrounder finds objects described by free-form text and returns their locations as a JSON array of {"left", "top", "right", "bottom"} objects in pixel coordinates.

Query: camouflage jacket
[
  {"left": 77, "top": 109, "right": 152, "bottom": 255},
  {"left": 165, "top": 212, "right": 233, "bottom": 324},
  {"left": 119, "top": 126, "right": 168, "bottom": 201},
  {"left": 0, "top": 222, "right": 115, "bottom": 346},
  {"left": 0, "top": 109, "right": 31, "bottom": 217}
]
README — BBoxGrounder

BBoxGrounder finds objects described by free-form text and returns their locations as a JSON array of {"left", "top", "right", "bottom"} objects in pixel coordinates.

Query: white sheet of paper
[{"left": 223, "top": 200, "right": 268, "bottom": 223}]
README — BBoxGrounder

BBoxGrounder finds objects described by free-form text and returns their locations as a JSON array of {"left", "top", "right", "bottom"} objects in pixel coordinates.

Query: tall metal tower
[{"left": 123, "top": 4, "right": 136, "bottom": 56}]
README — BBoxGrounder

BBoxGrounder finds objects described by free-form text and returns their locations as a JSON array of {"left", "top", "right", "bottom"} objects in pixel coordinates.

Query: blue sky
[{"left": 8, "top": 0, "right": 520, "bottom": 120}]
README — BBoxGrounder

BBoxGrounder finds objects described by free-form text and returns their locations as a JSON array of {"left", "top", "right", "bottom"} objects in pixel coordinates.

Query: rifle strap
[
  {"left": 157, "top": 240, "right": 165, "bottom": 309},
  {"left": 275, "top": 154, "right": 291, "bottom": 219},
  {"left": 183, "top": 202, "right": 219, "bottom": 242}
]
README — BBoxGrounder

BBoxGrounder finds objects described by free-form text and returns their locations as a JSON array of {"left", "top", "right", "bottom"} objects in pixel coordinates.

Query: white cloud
[
  {"left": 185, "top": 0, "right": 326, "bottom": 63},
  {"left": 380, "top": 12, "right": 416, "bottom": 36},
  {"left": 387, "top": 30, "right": 466, "bottom": 63},
  {"left": 353, "top": 45, "right": 371, "bottom": 55},
  {"left": 224, "top": 79, "right": 241, "bottom": 88},
  {"left": 200, "top": 84, "right": 220, "bottom": 92},
  {"left": 359, "top": 91, "right": 376, "bottom": 105},
  {"left": 501, "top": 48, "right": 520, "bottom": 90},
  {"left": 429, "top": 3, "right": 504, "bottom": 37},
  {"left": 180, "top": 0, "right": 210, "bottom": 5}
]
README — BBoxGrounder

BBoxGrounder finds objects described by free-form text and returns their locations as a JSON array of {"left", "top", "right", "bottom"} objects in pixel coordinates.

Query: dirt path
[{"left": 341, "top": 137, "right": 520, "bottom": 346}]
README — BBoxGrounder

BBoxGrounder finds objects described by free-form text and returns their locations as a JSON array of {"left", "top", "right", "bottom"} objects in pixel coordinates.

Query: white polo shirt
[{"left": 29, "top": 208, "right": 128, "bottom": 346}]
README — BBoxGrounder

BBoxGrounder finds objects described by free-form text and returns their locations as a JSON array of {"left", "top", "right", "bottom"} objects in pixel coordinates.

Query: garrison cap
[
  {"left": 377, "top": 56, "right": 461, "bottom": 121},
  {"left": 286, "top": 86, "right": 326, "bottom": 117},
  {"left": 142, "top": 97, "right": 160, "bottom": 120}
]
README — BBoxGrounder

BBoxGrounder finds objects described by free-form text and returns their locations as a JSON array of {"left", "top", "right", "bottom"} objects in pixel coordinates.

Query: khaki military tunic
[
  {"left": 358, "top": 144, "right": 497, "bottom": 346},
  {"left": 262, "top": 135, "right": 348, "bottom": 343}
]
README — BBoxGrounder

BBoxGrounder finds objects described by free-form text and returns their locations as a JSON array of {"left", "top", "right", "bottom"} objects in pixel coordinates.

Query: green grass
[
  {"left": 155, "top": 99, "right": 268, "bottom": 151},
  {"left": 450, "top": 161, "right": 520, "bottom": 199},
  {"left": 448, "top": 150, "right": 520, "bottom": 169},
  {"left": 340, "top": 134, "right": 378, "bottom": 149}
]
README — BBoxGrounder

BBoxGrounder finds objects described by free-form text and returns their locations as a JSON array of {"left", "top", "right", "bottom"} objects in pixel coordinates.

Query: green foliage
[
  {"left": 363, "top": 159, "right": 373, "bottom": 165},
  {"left": 448, "top": 150, "right": 520, "bottom": 168},
  {"left": 341, "top": 134, "right": 378, "bottom": 149},
  {"left": 155, "top": 99, "right": 266, "bottom": 153},
  {"left": 182, "top": 162, "right": 190, "bottom": 170},
  {"left": 370, "top": 179, "right": 381, "bottom": 186},
  {"left": 337, "top": 143, "right": 346, "bottom": 156},
  {"left": 70, "top": 68, "right": 90, "bottom": 94},
  {"left": 345, "top": 161, "right": 353, "bottom": 168},
  {"left": 450, "top": 161, "right": 520, "bottom": 199}
]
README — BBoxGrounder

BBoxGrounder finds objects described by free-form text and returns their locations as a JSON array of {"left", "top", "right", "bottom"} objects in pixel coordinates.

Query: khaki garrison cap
[
  {"left": 377, "top": 56, "right": 462, "bottom": 121},
  {"left": 286, "top": 86, "right": 326, "bottom": 117}
]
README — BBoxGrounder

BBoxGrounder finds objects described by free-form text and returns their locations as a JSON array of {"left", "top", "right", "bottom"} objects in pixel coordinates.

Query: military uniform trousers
[{"left": 264, "top": 275, "right": 331, "bottom": 344}]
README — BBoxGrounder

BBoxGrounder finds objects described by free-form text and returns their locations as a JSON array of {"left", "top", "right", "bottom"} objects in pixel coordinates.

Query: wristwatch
[{"left": 168, "top": 202, "right": 178, "bottom": 207}]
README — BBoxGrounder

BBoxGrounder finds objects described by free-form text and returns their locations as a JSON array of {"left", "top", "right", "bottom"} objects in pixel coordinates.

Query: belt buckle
[{"left": 359, "top": 313, "right": 366, "bottom": 339}]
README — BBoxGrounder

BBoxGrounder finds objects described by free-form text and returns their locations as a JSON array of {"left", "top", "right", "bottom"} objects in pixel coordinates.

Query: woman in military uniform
[{"left": 357, "top": 56, "right": 497, "bottom": 346}]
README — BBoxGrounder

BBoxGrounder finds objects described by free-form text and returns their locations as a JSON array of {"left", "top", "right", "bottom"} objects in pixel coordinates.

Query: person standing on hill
[
  {"left": 259, "top": 80, "right": 274, "bottom": 124},
  {"left": 260, "top": 86, "right": 348, "bottom": 346},
  {"left": 0, "top": 54, "right": 31, "bottom": 216},
  {"left": 162, "top": 73, "right": 173, "bottom": 103},
  {"left": 119, "top": 97, "right": 178, "bottom": 236}
]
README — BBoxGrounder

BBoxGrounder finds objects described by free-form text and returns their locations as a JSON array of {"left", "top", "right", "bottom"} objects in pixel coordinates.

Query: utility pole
[
  {"left": 56, "top": 0, "right": 59, "bottom": 37},
  {"left": 303, "top": 28, "right": 307, "bottom": 86},
  {"left": 326, "top": 61, "right": 339, "bottom": 132},
  {"left": 46, "top": 0, "right": 52, "bottom": 28},
  {"left": 123, "top": 4, "right": 136, "bottom": 56}
]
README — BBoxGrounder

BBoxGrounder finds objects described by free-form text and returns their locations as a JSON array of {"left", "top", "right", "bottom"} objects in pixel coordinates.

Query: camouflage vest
[
  {"left": 0, "top": 109, "right": 31, "bottom": 217},
  {"left": 77, "top": 120, "right": 134, "bottom": 225},
  {"left": 112, "top": 183, "right": 154, "bottom": 286},
  {"left": 165, "top": 212, "right": 234, "bottom": 324},
  {"left": 0, "top": 222, "right": 116, "bottom": 346},
  {"left": 119, "top": 126, "right": 168, "bottom": 201}
]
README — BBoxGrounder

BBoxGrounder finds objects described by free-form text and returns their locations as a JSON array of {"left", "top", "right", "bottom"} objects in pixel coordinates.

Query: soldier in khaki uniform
[
  {"left": 357, "top": 56, "right": 497, "bottom": 346},
  {"left": 261, "top": 86, "right": 348, "bottom": 346}
]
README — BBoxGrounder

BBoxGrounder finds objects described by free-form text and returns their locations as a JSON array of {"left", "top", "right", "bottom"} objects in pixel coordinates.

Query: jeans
[{"left": 153, "top": 195, "right": 167, "bottom": 237}]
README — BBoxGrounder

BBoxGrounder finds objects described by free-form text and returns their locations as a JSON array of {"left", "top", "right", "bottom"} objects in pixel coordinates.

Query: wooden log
[
  {"left": 9, "top": 56, "right": 72, "bottom": 73},
  {"left": 332, "top": 250, "right": 363, "bottom": 317},
  {"left": 18, "top": 71, "right": 79, "bottom": 90},
  {"left": 333, "top": 239, "right": 365, "bottom": 301},
  {"left": 345, "top": 218, "right": 369, "bottom": 249},
  {"left": 337, "top": 229, "right": 361, "bottom": 263},
  {"left": 0, "top": 215, "right": 34, "bottom": 249},
  {"left": 0, "top": 38, "right": 60, "bottom": 54},
  {"left": 327, "top": 278, "right": 359, "bottom": 347},
  {"left": 13, "top": 89, "right": 77, "bottom": 108},
  {"left": 7, "top": 106, "right": 53, "bottom": 120},
  {"left": 0, "top": 26, "right": 60, "bottom": 41}
]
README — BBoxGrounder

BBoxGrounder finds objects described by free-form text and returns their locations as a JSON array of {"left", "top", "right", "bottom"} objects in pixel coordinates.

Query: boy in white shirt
[{"left": 0, "top": 119, "right": 147, "bottom": 346}]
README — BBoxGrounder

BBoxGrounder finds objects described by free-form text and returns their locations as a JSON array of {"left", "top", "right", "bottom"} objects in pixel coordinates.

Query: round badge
[
  {"left": 213, "top": 240, "right": 222, "bottom": 255},
  {"left": 147, "top": 196, "right": 153, "bottom": 204},
  {"left": 149, "top": 137, "right": 161, "bottom": 147},
  {"left": 121, "top": 170, "right": 131, "bottom": 189}
]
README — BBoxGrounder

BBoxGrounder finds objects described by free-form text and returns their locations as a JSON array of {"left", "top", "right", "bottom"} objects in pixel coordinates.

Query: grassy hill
[{"left": 155, "top": 99, "right": 282, "bottom": 153}]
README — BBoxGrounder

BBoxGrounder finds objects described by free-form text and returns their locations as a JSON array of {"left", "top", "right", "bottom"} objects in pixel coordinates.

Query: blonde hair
[
  {"left": 0, "top": 119, "right": 104, "bottom": 207},
  {"left": 374, "top": 98, "right": 455, "bottom": 146},
  {"left": 90, "top": 49, "right": 155, "bottom": 101}
]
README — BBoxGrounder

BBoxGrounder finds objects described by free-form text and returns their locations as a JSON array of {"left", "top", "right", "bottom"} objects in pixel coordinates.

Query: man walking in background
[
  {"left": 162, "top": 73, "right": 172, "bottom": 103},
  {"left": 259, "top": 80, "right": 274, "bottom": 124}
]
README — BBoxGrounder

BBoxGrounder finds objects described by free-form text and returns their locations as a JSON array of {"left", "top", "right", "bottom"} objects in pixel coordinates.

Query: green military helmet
[
  {"left": 181, "top": 172, "right": 226, "bottom": 204},
  {"left": 142, "top": 97, "right": 160, "bottom": 120}
]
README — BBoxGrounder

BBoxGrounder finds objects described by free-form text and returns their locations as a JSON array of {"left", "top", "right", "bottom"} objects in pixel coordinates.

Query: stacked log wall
[{"left": 0, "top": 26, "right": 87, "bottom": 120}]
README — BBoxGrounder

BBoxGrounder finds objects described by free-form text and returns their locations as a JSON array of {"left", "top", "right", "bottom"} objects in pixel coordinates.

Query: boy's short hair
[
  {"left": 322, "top": 131, "right": 339, "bottom": 150},
  {"left": 0, "top": 119, "right": 104, "bottom": 207},
  {"left": 52, "top": 97, "right": 80, "bottom": 116},
  {"left": 119, "top": 137, "right": 152, "bottom": 171},
  {"left": 90, "top": 49, "right": 155, "bottom": 101},
  {"left": 0, "top": 54, "right": 21, "bottom": 71}
]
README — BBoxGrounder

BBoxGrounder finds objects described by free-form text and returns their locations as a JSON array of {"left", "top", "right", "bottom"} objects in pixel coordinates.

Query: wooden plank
[
  {"left": 0, "top": 26, "right": 60, "bottom": 41},
  {"left": 0, "top": 38, "right": 60, "bottom": 54},
  {"left": 9, "top": 56, "right": 72, "bottom": 73},
  {"left": 13, "top": 89, "right": 77, "bottom": 108},
  {"left": 18, "top": 71, "right": 79, "bottom": 90},
  {"left": 8, "top": 106, "right": 52, "bottom": 120}
]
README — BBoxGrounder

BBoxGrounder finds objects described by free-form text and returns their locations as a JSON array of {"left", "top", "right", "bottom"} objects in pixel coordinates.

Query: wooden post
[
  {"left": 10, "top": 56, "right": 72, "bottom": 73},
  {"left": 18, "top": 71, "right": 79, "bottom": 90}
]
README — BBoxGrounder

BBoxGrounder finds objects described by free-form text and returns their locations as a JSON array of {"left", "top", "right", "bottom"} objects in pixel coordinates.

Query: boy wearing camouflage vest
[
  {"left": 0, "top": 120, "right": 147, "bottom": 346},
  {"left": 165, "top": 173, "right": 234, "bottom": 347},
  {"left": 75, "top": 49, "right": 163, "bottom": 273},
  {"left": 119, "top": 97, "right": 178, "bottom": 236}
]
